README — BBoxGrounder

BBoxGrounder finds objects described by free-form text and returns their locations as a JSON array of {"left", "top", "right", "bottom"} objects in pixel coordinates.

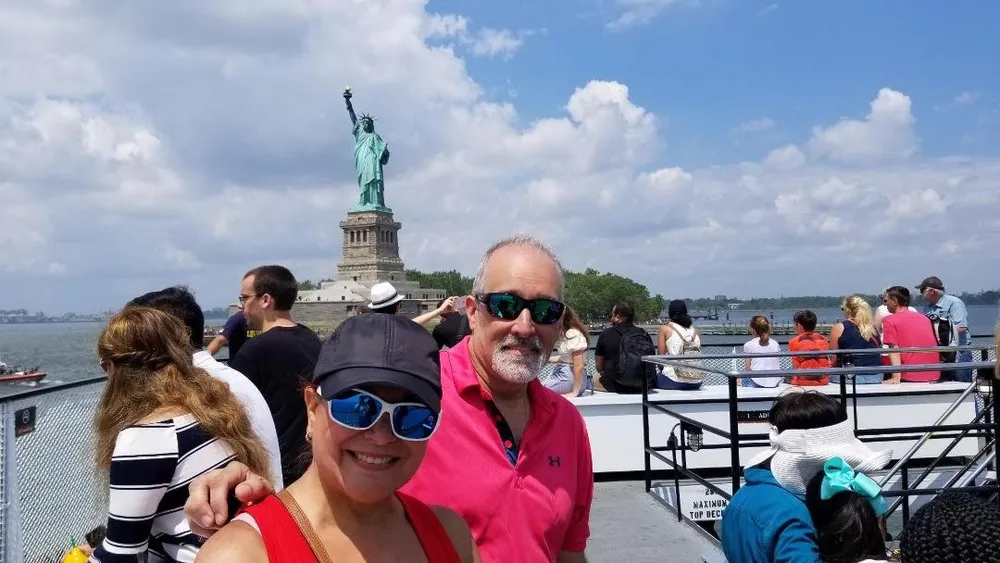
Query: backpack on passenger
[
  {"left": 927, "top": 313, "right": 958, "bottom": 381},
  {"left": 670, "top": 323, "right": 705, "bottom": 384},
  {"left": 612, "top": 326, "right": 658, "bottom": 391}
]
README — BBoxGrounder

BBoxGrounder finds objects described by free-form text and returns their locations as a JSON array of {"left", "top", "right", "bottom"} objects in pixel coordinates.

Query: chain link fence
[{"left": 2, "top": 380, "right": 108, "bottom": 563}]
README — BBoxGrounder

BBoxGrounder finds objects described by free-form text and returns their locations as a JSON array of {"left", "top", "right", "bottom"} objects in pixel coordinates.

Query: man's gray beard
[{"left": 491, "top": 334, "right": 546, "bottom": 385}]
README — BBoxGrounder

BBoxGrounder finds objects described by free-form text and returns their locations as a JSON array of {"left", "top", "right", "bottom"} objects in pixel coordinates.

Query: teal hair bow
[{"left": 820, "top": 457, "right": 888, "bottom": 516}]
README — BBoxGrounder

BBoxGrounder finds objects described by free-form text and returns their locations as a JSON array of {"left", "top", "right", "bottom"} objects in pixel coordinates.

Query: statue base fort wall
[
  {"left": 288, "top": 298, "right": 432, "bottom": 327},
  {"left": 289, "top": 209, "right": 446, "bottom": 327}
]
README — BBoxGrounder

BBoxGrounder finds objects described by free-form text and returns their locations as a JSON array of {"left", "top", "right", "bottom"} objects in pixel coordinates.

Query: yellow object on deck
[
  {"left": 61, "top": 547, "right": 88, "bottom": 563},
  {"left": 62, "top": 537, "right": 90, "bottom": 563}
]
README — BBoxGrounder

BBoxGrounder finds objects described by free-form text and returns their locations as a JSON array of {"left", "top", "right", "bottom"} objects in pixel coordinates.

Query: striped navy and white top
[{"left": 89, "top": 414, "right": 236, "bottom": 563}]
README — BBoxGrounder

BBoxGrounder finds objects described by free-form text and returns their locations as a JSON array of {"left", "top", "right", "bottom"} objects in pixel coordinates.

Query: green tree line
[
  {"left": 406, "top": 268, "right": 665, "bottom": 323},
  {"left": 296, "top": 270, "right": 1000, "bottom": 322},
  {"left": 564, "top": 269, "right": 664, "bottom": 322},
  {"left": 405, "top": 270, "right": 473, "bottom": 297},
  {"left": 297, "top": 278, "right": 334, "bottom": 291}
]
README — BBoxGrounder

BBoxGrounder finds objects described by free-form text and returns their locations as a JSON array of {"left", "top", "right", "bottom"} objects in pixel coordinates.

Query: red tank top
[{"left": 238, "top": 491, "right": 462, "bottom": 563}]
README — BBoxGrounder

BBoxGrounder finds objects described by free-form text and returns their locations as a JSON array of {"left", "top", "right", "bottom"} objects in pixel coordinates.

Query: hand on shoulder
[{"left": 195, "top": 520, "right": 268, "bottom": 563}]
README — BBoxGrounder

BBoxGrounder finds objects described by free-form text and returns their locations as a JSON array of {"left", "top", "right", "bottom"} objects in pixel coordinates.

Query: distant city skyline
[{"left": 10, "top": 288, "right": 998, "bottom": 319}]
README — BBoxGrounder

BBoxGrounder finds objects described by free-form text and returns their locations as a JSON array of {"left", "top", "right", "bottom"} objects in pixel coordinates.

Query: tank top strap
[
  {"left": 238, "top": 495, "right": 319, "bottom": 563},
  {"left": 396, "top": 492, "right": 463, "bottom": 563}
]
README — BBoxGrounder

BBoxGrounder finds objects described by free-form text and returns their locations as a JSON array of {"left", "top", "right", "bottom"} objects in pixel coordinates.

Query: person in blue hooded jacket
[{"left": 721, "top": 391, "right": 892, "bottom": 563}]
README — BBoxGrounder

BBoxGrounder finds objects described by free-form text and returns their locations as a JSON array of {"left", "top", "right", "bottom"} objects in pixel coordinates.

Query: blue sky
[
  {"left": 0, "top": 0, "right": 998, "bottom": 313},
  {"left": 451, "top": 0, "right": 1000, "bottom": 166}
]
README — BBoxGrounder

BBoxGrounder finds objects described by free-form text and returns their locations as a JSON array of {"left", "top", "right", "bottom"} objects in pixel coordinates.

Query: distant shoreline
[
  {"left": 0, "top": 318, "right": 107, "bottom": 325},
  {"left": 0, "top": 317, "right": 233, "bottom": 326}
]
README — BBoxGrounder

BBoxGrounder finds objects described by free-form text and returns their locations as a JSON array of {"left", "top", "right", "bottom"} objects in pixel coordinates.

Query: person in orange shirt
[{"left": 788, "top": 310, "right": 831, "bottom": 386}]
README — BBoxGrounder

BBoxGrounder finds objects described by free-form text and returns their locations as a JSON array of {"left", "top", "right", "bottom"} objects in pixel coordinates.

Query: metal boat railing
[
  {"left": 0, "top": 336, "right": 996, "bottom": 561},
  {"left": 538, "top": 335, "right": 998, "bottom": 389},
  {"left": 639, "top": 343, "right": 999, "bottom": 541},
  {"left": 877, "top": 381, "right": 979, "bottom": 487},
  {"left": 878, "top": 392, "right": 995, "bottom": 523}
]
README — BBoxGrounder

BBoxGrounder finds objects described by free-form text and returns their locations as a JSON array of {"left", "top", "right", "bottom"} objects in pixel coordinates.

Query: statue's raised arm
[{"left": 343, "top": 87, "right": 357, "bottom": 126}]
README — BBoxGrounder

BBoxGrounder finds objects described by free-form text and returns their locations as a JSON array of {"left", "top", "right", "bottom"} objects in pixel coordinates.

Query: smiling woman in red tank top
[{"left": 196, "top": 314, "right": 480, "bottom": 563}]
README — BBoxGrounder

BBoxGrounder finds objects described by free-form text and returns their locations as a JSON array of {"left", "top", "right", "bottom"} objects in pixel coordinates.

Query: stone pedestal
[
  {"left": 289, "top": 209, "right": 447, "bottom": 327},
  {"left": 336, "top": 211, "right": 416, "bottom": 290}
]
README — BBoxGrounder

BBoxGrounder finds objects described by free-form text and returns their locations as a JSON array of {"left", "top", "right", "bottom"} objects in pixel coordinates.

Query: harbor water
[{"left": 1, "top": 306, "right": 996, "bottom": 399}]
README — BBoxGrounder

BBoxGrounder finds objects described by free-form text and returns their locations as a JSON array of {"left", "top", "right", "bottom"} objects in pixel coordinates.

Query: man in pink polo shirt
[
  {"left": 183, "top": 235, "right": 594, "bottom": 562},
  {"left": 881, "top": 285, "right": 940, "bottom": 384}
]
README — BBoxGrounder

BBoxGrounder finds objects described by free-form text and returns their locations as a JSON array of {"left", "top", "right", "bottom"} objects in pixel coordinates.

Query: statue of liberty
[{"left": 343, "top": 88, "right": 391, "bottom": 212}]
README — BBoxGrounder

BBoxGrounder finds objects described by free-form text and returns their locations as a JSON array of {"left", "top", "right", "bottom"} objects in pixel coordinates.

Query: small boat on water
[{"left": 0, "top": 359, "right": 46, "bottom": 384}]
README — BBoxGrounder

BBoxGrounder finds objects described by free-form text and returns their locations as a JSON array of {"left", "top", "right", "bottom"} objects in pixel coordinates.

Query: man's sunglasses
[
  {"left": 327, "top": 388, "right": 440, "bottom": 442},
  {"left": 475, "top": 292, "right": 565, "bottom": 325}
]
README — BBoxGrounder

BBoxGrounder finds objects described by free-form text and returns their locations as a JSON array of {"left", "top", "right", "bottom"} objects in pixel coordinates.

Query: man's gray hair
[{"left": 471, "top": 235, "right": 565, "bottom": 299}]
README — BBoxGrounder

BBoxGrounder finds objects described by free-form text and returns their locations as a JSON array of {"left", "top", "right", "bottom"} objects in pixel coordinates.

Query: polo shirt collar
[{"left": 446, "top": 336, "right": 556, "bottom": 417}]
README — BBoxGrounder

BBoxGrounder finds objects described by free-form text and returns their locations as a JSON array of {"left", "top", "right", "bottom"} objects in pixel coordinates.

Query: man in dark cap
[{"left": 916, "top": 276, "right": 971, "bottom": 381}]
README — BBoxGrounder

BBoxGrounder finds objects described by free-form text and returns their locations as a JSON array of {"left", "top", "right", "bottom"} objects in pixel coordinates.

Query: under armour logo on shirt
[{"left": 548, "top": 455, "right": 561, "bottom": 467}]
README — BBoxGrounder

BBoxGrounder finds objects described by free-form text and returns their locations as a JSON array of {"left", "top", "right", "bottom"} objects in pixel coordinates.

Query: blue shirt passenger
[{"left": 721, "top": 467, "right": 820, "bottom": 563}]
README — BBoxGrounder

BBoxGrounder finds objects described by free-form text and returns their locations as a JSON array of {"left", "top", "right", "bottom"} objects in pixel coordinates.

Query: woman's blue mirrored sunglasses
[{"left": 326, "top": 387, "right": 440, "bottom": 442}]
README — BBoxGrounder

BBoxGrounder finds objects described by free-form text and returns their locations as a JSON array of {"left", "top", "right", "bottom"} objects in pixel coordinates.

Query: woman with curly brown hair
[{"left": 89, "top": 306, "right": 270, "bottom": 563}]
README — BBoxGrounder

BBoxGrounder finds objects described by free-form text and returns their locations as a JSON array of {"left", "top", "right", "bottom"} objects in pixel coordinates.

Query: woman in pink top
[{"left": 880, "top": 287, "right": 940, "bottom": 384}]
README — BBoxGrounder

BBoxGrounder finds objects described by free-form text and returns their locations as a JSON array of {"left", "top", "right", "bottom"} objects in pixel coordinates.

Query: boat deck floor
[{"left": 587, "top": 481, "right": 723, "bottom": 563}]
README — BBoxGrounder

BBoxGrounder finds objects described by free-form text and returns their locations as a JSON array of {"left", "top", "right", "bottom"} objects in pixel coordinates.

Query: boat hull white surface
[{"left": 571, "top": 382, "right": 981, "bottom": 474}]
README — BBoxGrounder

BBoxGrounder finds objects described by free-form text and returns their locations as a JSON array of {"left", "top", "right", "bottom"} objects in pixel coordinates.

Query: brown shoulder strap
[
  {"left": 275, "top": 489, "right": 336, "bottom": 563},
  {"left": 669, "top": 322, "right": 695, "bottom": 343}
]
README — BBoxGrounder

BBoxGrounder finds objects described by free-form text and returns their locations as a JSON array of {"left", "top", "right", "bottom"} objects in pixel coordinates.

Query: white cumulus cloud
[
  {"left": 763, "top": 145, "right": 805, "bottom": 170},
  {"left": 470, "top": 28, "right": 529, "bottom": 59},
  {"left": 0, "top": 2, "right": 998, "bottom": 313},
  {"left": 808, "top": 88, "right": 919, "bottom": 164}
]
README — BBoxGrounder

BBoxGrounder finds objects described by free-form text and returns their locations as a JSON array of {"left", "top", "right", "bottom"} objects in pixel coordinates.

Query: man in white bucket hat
[
  {"left": 367, "top": 281, "right": 405, "bottom": 314},
  {"left": 721, "top": 390, "right": 892, "bottom": 563},
  {"left": 368, "top": 281, "right": 463, "bottom": 327}
]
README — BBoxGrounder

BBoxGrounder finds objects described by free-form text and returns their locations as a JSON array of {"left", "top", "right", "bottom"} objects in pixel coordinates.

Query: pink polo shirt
[
  {"left": 882, "top": 309, "right": 940, "bottom": 382},
  {"left": 400, "top": 337, "right": 594, "bottom": 562}
]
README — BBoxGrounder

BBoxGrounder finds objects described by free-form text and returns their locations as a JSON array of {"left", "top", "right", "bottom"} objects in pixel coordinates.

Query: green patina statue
[{"left": 343, "top": 87, "right": 391, "bottom": 213}]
